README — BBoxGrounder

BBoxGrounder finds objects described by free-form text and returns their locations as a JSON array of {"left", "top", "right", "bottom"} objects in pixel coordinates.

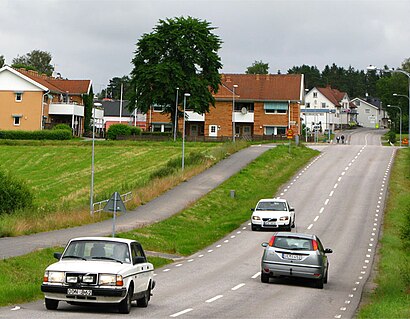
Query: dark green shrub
[
  {"left": 53, "top": 124, "right": 72, "bottom": 131},
  {"left": 107, "top": 124, "right": 131, "bottom": 140},
  {"left": 0, "top": 170, "right": 33, "bottom": 214},
  {"left": 130, "top": 126, "right": 142, "bottom": 136},
  {"left": 388, "top": 131, "right": 397, "bottom": 144},
  {"left": 0, "top": 130, "right": 72, "bottom": 140}
]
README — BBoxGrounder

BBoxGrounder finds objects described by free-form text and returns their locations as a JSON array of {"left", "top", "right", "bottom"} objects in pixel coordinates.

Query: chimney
[
  {"left": 226, "top": 76, "right": 231, "bottom": 83},
  {"left": 256, "top": 74, "right": 260, "bottom": 80}
]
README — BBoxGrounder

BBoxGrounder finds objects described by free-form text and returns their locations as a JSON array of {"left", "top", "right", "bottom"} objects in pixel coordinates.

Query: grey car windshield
[{"left": 256, "top": 201, "right": 287, "bottom": 211}]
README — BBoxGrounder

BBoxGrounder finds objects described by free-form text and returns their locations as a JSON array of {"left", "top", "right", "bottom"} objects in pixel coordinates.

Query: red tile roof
[
  {"left": 316, "top": 86, "right": 347, "bottom": 107},
  {"left": 215, "top": 74, "right": 303, "bottom": 101},
  {"left": 15, "top": 68, "right": 91, "bottom": 95}
]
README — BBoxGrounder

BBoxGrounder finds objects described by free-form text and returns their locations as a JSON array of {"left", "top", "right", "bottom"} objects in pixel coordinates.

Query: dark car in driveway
[{"left": 260, "top": 232, "right": 332, "bottom": 288}]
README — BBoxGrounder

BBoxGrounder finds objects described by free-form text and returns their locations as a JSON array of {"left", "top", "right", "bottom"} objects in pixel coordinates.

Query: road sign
[
  {"left": 286, "top": 128, "right": 294, "bottom": 139},
  {"left": 103, "top": 192, "right": 127, "bottom": 213},
  {"left": 403, "top": 138, "right": 409, "bottom": 145}
]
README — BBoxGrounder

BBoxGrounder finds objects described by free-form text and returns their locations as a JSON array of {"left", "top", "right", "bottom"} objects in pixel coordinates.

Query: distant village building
[
  {"left": 303, "top": 86, "right": 357, "bottom": 132},
  {"left": 351, "top": 97, "right": 389, "bottom": 128},
  {"left": 97, "top": 99, "right": 146, "bottom": 131},
  {"left": 0, "top": 65, "right": 92, "bottom": 136},
  {"left": 147, "top": 73, "right": 304, "bottom": 139}
]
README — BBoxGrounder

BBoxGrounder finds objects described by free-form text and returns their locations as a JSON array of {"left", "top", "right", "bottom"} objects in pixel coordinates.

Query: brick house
[
  {"left": 147, "top": 73, "right": 304, "bottom": 139},
  {"left": 0, "top": 65, "right": 92, "bottom": 136}
]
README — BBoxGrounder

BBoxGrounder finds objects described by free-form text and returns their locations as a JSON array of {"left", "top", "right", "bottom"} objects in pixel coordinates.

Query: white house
[
  {"left": 351, "top": 97, "right": 388, "bottom": 128},
  {"left": 302, "top": 86, "right": 356, "bottom": 133}
]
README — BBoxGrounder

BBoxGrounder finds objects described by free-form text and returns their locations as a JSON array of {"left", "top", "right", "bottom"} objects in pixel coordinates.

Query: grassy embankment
[
  {"left": 0, "top": 145, "right": 318, "bottom": 306},
  {"left": 357, "top": 147, "right": 410, "bottom": 318},
  {"left": 0, "top": 140, "right": 240, "bottom": 236}
]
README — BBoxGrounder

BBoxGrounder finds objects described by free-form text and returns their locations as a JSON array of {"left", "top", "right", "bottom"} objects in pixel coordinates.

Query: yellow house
[{"left": 0, "top": 66, "right": 92, "bottom": 135}]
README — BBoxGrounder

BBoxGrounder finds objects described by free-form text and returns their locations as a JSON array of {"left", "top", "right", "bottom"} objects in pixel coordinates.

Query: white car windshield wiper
[
  {"left": 91, "top": 256, "right": 123, "bottom": 264},
  {"left": 62, "top": 255, "right": 86, "bottom": 260}
]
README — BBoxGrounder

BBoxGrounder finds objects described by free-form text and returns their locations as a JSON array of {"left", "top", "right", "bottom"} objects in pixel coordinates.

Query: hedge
[{"left": 0, "top": 130, "right": 72, "bottom": 140}]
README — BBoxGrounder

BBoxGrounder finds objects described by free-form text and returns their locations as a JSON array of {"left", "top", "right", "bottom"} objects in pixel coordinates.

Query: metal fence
[{"left": 92, "top": 191, "right": 133, "bottom": 214}]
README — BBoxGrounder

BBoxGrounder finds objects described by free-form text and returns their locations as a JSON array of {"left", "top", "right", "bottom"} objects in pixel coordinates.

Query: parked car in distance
[
  {"left": 251, "top": 198, "right": 295, "bottom": 231},
  {"left": 260, "top": 232, "right": 332, "bottom": 288},
  {"left": 41, "top": 237, "right": 155, "bottom": 314}
]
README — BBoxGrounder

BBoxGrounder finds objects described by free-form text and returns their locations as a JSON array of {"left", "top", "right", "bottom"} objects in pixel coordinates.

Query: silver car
[{"left": 261, "top": 232, "right": 332, "bottom": 288}]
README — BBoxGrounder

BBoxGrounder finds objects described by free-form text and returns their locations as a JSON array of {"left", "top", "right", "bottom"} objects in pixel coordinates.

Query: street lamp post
[
  {"left": 174, "top": 87, "right": 179, "bottom": 141},
  {"left": 90, "top": 102, "right": 102, "bottom": 215},
  {"left": 387, "top": 105, "right": 402, "bottom": 147},
  {"left": 182, "top": 93, "right": 190, "bottom": 171},
  {"left": 232, "top": 84, "right": 238, "bottom": 142},
  {"left": 367, "top": 65, "right": 410, "bottom": 146}
]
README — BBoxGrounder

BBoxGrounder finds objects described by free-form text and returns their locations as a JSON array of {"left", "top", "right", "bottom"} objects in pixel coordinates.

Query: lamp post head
[
  {"left": 184, "top": 93, "right": 190, "bottom": 97},
  {"left": 233, "top": 84, "right": 238, "bottom": 88}
]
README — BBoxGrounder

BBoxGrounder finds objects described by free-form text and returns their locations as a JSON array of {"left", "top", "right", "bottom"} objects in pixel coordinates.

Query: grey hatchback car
[{"left": 261, "top": 232, "right": 332, "bottom": 288}]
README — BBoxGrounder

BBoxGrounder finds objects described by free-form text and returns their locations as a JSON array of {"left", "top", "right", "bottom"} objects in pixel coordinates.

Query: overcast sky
[{"left": 1, "top": 0, "right": 409, "bottom": 92}]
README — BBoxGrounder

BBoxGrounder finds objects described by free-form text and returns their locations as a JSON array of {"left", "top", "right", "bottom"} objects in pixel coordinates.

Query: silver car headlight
[
  {"left": 252, "top": 216, "right": 261, "bottom": 220},
  {"left": 44, "top": 271, "right": 65, "bottom": 283},
  {"left": 279, "top": 216, "right": 289, "bottom": 221},
  {"left": 99, "top": 274, "right": 123, "bottom": 286}
]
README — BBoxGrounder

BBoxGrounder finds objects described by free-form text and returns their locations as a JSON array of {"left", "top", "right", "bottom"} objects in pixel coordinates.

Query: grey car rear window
[{"left": 274, "top": 237, "right": 312, "bottom": 250}]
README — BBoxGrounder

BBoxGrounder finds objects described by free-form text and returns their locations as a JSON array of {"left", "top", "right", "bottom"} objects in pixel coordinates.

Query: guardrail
[{"left": 92, "top": 191, "right": 132, "bottom": 214}]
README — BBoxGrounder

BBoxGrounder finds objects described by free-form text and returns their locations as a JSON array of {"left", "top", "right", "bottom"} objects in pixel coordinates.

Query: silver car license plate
[
  {"left": 282, "top": 253, "right": 302, "bottom": 261},
  {"left": 67, "top": 288, "right": 92, "bottom": 296}
]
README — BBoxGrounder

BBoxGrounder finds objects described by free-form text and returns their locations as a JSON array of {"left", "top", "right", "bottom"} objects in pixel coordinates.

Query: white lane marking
[
  {"left": 11, "top": 306, "right": 20, "bottom": 311},
  {"left": 237, "top": 231, "right": 241, "bottom": 234},
  {"left": 307, "top": 224, "right": 313, "bottom": 230},
  {"left": 314, "top": 216, "right": 319, "bottom": 222},
  {"left": 325, "top": 199, "right": 330, "bottom": 205},
  {"left": 231, "top": 235, "right": 236, "bottom": 238},
  {"left": 338, "top": 177, "right": 342, "bottom": 182},
  {"left": 175, "top": 264, "right": 183, "bottom": 267},
  {"left": 188, "top": 259, "right": 194, "bottom": 262},
  {"left": 232, "top": 283, "right": 245, "bottom": 291},
  {"left": 224, "top": 240, "right": 229, "bottom": 243},
  {"left": 163, "top": 269, "right": 170, "bottom": 272},
  {"left": 341, "top": 171, "right": 345, "bottom": 176},
  {"left": 329, "top": 190, "right": 334, "bottom": 197},
  {"left": 198, "top": 254, "right": 204, "bottom": 258},
  {"left": 252, "top": 272, "right": 261, "bottom": 279},
  {"left": 206, "top": 295, "right": 223, "bottom": 303},
  {"left": 319, "top": 207, "right": 324, "bottom": 214},
  {"left": 216, "top": 245, "right": 222, "bottom": 248},
  {"left": 334, "top": 183, "right": 338, "bottom": 189},
  {"left": 207, "top": 250, "right": 213, "bottom": 253},
  {"left": 170, "top": 308, "right": 193, "bottom": 317}
]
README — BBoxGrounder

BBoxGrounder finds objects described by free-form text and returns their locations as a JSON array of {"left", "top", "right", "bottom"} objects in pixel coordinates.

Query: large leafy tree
[
  {"left": 101, "top": 76, "right": 133, "bottom": 100},
  {"left": 246, "top": 60, "right": 269, "bottom": 74},
  {"left": 129, "top": 16, "right": 222, "bottom": 125},
  {"left": 12, "top": 50, "right": 54, "bottom": 76}
]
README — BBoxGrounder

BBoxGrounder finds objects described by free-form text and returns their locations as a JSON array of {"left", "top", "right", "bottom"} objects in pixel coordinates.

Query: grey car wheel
[
  {"left": 261, "top": 272, "right": 270, "bottom": 283},
  {"left": 118, "top": 287, "right": 132, "bottom": 314},
  {"left": 315, "top": 277, "right": 324, "bottom": 289},
  {"left": 45, "top": 298, "right": 59, "bottom": 310},
  {"left": 324, "top": 267, "right": 328, "bottom": 284},
  {"left": 137, "top": 286, "right": 151, "bottom": 307}
]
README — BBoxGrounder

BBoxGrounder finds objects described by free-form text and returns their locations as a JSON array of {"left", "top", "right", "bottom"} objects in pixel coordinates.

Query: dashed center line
[
  {"left": 231, "top": 283, "right": 245, "bottom": 291},
  {"left": 170, "top": 308, "right": 193, "bottom": 317},
  {"left": 206, "top": 295, "right": 223, "bottom": 303}
]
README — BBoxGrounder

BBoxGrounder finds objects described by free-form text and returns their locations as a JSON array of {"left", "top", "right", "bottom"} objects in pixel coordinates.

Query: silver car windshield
[
  {"left": 256, "top": 201, "right": 287, "bottom": 211},
  {"left": 274, "top": 237, "right": 312, "bottom": 250},
  {"left": 63, "top": 240, "right": 131, "bottom": 263}
]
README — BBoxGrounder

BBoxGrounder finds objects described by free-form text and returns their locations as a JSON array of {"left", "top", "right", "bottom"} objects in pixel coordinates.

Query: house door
[
  {"left": 243, "top": 125, "right": 251, "bottom": 136},
  {"left": 209, "top": 125, "right": 218, "bottom": 137},
  {"left": 190, "top": 124, "right": 198, "bottom": 136}
]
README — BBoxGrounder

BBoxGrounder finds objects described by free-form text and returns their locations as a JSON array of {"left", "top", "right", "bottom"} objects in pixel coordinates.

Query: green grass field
[{"left": 0, "top": 144, "right": 319, "bottom": 307}]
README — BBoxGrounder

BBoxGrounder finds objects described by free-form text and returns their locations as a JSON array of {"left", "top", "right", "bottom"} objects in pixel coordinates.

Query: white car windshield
[
  {"left": 62, "top": 240, "right": 131, "bottom": 263},
  {"left": 256, "top": 201, "right": 287, "bottom": 211}
]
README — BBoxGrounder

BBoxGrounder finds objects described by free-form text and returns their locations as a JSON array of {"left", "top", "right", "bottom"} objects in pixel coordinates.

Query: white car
[
  {"left": 41, "top": 237, "right": 155, "bottom": 314},
  {"left": 251, "top": 198, "right": 295, "bottom": 231}
]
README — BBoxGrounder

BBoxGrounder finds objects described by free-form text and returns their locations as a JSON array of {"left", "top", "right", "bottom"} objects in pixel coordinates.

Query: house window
[
  {"left": 355, "top": 100, "right": 360, "bottom": 106},
  {"left": 152, "top": 104, "right": 165, "bottom": 112},
  {"left": 264, "top": 126, "right": 286, "bottom": 135},
  {"left": 235, "top": 102, "right": 254, "bottom": 113},
  {"left": 264, "top": 102, "right": 288, "bottom": 114},
  {"left": 321, "top": 102, "right": 326, "bottom": 108},
  {"left": 365, "top": 108, "right": 370, "bottom": 113},
  {"left": 15, "top": 92, "right": 23, "bottom": 102},
  {"left": 306, "top": 102, "right": 310, "bottom": 108},
  {"left": 313, "top": 92, "right": 317, "bottom": 98},
  {"left": 13, "top": 115, "right": 22, "bottom": 126}
]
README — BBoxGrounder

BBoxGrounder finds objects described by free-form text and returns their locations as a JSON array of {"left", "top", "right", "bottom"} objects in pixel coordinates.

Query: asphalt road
[{"left": 0, "top": 128, "right": 395, "bottom": 319}]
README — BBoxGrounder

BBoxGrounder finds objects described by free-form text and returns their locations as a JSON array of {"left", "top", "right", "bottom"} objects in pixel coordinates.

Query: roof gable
[{"left": 0, "top": 66, "right": 48, "bottom": 91}]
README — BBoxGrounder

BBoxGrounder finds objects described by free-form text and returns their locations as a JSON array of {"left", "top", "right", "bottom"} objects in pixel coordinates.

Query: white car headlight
[
  {"left": 279, "top": 216, "right": 289, "bottom": 221},
  {"left": 252, "top": 216, "right": 261, "bottom": 220},
  {"left": 45, "top": 271, "right": 65, "bottom": 283},
  {"left": 99, "top": 274, "right": 123, "bottom": 286}
]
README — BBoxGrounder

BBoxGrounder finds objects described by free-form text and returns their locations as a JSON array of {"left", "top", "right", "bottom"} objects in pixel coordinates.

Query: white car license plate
[
  {"left": 264, "top": 221, "right": 277, "bottom": 226},
  {"left": 282, "top": 253, "right": 302, "bottom": 261},
  {"left": 67, "top": 288, "right": 92, "bottom": 296}
]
